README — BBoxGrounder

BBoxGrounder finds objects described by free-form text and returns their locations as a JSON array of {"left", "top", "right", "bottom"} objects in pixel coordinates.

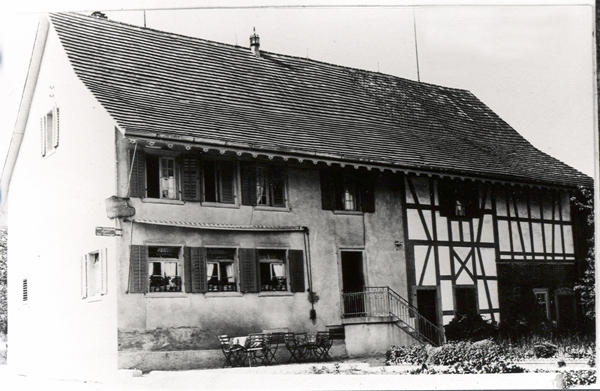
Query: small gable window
[
  {"left": 203, "top": 160, "right": 236, "bottom": 204},
  {"left": 319, "top": 168, "right": 375, "bottom": 213},
  {"left": 40, "top": 107, "right": 60, "bottom": 156},
  {"left": 146, "top": 155, "right": 178, "bottom": 200},
  {"left": 438, "top": 179, "right": 481, "bottom": 219},
  {"left": 240, "top": 163, "right": 287, "bottom": 208}
]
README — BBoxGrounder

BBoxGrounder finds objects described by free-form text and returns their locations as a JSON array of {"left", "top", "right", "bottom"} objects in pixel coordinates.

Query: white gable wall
[{"left": 6, "top": 23, "right": 119, "bottom": 378}]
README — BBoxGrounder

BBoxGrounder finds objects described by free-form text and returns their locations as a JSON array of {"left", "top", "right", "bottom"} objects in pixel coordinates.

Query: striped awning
[{"left": 131, "top": 218, "right": 306, "bottom": 232}]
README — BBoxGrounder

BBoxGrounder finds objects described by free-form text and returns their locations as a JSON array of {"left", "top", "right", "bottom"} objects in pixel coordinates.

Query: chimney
[
  {"left": 91, "top": 11, "right": 108, "bottom": 19},
  {"left": 249, "top": 27, "right": 260, "bottom": 57}
]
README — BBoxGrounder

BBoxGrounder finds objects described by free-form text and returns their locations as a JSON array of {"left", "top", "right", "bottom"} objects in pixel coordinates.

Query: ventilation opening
[{"left": 22, "top": 279, "right": 28, "bottom": 302}]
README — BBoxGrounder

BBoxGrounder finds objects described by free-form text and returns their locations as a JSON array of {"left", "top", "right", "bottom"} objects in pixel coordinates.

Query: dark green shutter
[
  {"left": 360, "top": 174, "right": 376, "bottom": 213},
  {"left": 219, "top": 161, "right": 236, "bottom": 204},
  {"left": 129, "top": 148, "right": 146, "bottom": 198},
  {"left": 128, "top": 245, "right": 147, "bottom": 293},
  {"left": 239, "top": 248, "right": 259, "bottom": 293},
  {"left": 240, "top": 162, "right": 257, "bottom": 206},
  {"left": 190, "top": 247, "right": 207, "bottom": 293},
  {"left": 288, "top": 249, "right": 306, "bottom": 293},
  {"left": 181, "top": 156, "right": 201, "bottom": 201},
  {"left": 320, "top": 169, "right": 335, "bottom": 210}
]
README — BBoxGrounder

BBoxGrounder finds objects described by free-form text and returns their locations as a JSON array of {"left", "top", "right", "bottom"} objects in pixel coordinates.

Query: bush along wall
[{"left": 385, "top": 340, "right": 525, "bottom": 374}]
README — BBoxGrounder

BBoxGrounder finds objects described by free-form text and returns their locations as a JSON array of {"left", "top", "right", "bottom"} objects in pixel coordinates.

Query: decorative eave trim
[
  {"left": 125, "top": 134, "right": 581, "bottom": 191},
  {"left": 130, "top": 218, "right": 307, "bottom": 232}
]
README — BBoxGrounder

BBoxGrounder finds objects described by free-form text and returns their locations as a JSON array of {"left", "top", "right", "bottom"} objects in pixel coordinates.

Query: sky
[{"left": 0, "top": 0, "right": 596, "bottom": 178}]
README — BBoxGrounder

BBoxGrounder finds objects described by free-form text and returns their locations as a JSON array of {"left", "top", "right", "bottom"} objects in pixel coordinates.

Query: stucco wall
[
  {"left": 117, "top": 162, "right": 408, "bottom": 350},
  {"left": 7, "top": 24, "right": 119, "bottom": 377}
]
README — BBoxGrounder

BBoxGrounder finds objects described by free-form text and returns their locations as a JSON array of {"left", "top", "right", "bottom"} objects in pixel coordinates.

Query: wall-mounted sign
[{"left": 95, "top": 226, "right": 123, "bottom": 237}]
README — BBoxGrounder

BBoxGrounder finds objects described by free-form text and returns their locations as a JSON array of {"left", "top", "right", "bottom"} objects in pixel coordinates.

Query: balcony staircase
[{"left": 341, "top": 286, "right": 445, "bottom": 346}]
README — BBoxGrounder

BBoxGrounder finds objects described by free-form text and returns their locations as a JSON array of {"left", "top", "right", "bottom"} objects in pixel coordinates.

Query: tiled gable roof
[{"left": 49, "top": 12, "right": 591, "bottom": 187}]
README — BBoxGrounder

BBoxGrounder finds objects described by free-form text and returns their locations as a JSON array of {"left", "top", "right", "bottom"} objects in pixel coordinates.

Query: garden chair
[
  {"left": 315, "top": 331, "right": 333, "bottom": 361},
  {"left": 246, "top": 333, "right": 268, "bottom": 366},
  {"left": 264, "top": 332, "right": 285, "bottom": 365},
  {"left": 217, "top": 335, "right": 246, "bottom": 367},
  {"left": 284, "top": 332, "right": 307, "bottom": 363}
]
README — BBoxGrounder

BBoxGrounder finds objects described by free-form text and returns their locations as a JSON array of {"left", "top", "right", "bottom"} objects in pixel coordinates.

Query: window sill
[
  {"left": 85, "top": 295, "right": 105, "bottom": 303},
  {"left": 145, "top": 293, "right": 187, "bottom": 298},
  {"left": 258, "top": 291, "right": 293, "bottom": 297},
  {"left": 201, "top": 202, "right": 240, "bottom": 209},
  {"left": 254, "top": 205, "right": 290, "bottom": 212},
  {"left": 205, "top": 292, "right": 243, "bottom": 298},
  {"left": 332, "top": 210, "right": 363, "bottom": 216},
  {"left": 142, "top": 198, "right": 185, "bottom": 205}
]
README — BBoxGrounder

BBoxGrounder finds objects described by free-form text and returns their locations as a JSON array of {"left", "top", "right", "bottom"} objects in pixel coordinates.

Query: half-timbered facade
[{"left": 1, "top": 12, "right": 592, "bottom": 375}]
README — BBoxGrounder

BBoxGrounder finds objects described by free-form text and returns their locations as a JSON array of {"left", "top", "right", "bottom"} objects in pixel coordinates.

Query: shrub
[
  {"left": 533, "top": 342, "right": 558, "bottom": 358},
  {"left": 387, "top": 340, "right": 525, "bottom": 374},
  {"left": 385, "top": 344, "right": 428, "bottom": 366},
  {"left": 562, "top": 370, "right": 596, "bottom": 388},
  {"left": 444, "top": 313, "right": 497, "bottom": 341}
]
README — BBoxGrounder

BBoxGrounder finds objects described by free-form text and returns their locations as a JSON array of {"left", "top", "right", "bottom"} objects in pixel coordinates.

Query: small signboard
[{"left": 95, "top": 226, "right": 123, "bottom": 237}]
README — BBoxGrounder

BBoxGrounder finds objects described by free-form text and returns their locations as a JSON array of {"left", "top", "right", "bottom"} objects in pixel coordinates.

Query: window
[
  {"left": 533, "top": 288, "right": 550, "bottom": 320},
  {"left": 148, "top": 246, "right": 182, "bottom": 292},
  {"left": 206, "top": 248, "right": 237, "bottom": 292},
  {"left": 22, "top": 279, "right": 28, "bottom": 302},
  {"left": 256, "top": 166, "right": 286, "bottom": 207},
  {"left": 146, "top": 155, "right": 178, "bottom": 199},
  {"left": 454, "top": 286, "right": 477, "bottom": 316},
  {"left": 319, "top": 168, "right": 375, "bottom": 213},
  {"left": 40, "top": 107, "right": 59, "bottom": 156},
  {"left": 258, "top": 250, "right": 287, "bottom": 291},
  {"left": 438, "top": 179, "right": 481, "bottom": 219},
  {"left": 203, "top": 160, "right": 236, "bottom": 204},
  {"left": 81, "top": 249, "right": 107, "bottom": 299}
]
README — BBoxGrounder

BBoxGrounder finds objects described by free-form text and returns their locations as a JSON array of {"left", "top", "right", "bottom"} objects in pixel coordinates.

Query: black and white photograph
[{"left": 0, "top": 0, "right": 597, "bottom": 389}]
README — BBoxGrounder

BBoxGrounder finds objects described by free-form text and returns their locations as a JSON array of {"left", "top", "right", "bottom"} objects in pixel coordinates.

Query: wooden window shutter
[
  {"left": 183, "top": 247, "right": 192, "bottom": 293},
  {"left": 240, "top": 162, "right": 257, "bottom": 206},
  {"left": 100, "top": 248, "right": 108, "bottom": 295},
  {"left": 181, "top": 156, "right": 201, "bottom": 201},
  {"left": 239, "top": 248, "right": 259, "bottom": 293},
  {"left": 128, "top": 148, "right": 146, "bottom": 198},
  {"left": 190, "top": 247, "right": 207, "bottom": 293},
  {"left": 270, "top": 166, "right": 287, "bottom": 207},
  {"left": 320, "top": 169, "right": 335, "bottom": 210},
  {"left": 80, "top": 255, "right": 88, "bottom": 299},
  {"left": 128, "top": 245, "right": 148, "bottom": 293},
  {"left": 360, "top": 174, "right": 376, "bottom": 213},
  {"left": 52, "top": 106, "right": 60, "bottom": 148},
  {"left": 219, "top": 161, "right": 236, "bottom": 204},
  {"left": 40, "top": 117, "right": 46, "bottom": 157},
  {"left": 288, "top": 250, "right": 306, "bottom": 293}
]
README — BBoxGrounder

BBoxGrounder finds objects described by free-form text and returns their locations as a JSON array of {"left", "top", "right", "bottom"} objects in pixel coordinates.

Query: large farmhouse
[{"left": 1, "top": 12, "right": 592, "bottom": 376}]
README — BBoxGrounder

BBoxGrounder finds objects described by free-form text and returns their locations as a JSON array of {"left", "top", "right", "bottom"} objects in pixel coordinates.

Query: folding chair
[
  {"left": 264, "top": 332, "right": 284, "bottom": 365},
  {"left": 284, "top": 332, "right": 306, "bottom": 363},
  {"left": 246, "top": 333, "right": 268, "bottom": 367},
  {"left": 218, "top": 335, "right": 246, "bottom": 367},
  {"left": 315, "top": 331, "right": 333, "bottom": 361}
]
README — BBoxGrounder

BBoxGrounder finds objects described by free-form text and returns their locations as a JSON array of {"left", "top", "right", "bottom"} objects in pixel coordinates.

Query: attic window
[
  {"left": 40, "top": 107, "right": 60, "bottom": 156},
  {"left": 438, "top": 179, "right": 481, "bottom": 219}
]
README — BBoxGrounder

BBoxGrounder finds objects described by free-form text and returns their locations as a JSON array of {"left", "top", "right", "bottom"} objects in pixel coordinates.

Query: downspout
[
  {"left": 303, "top": 227, "right": 316, "bottom": 322},
  {"left": 0, "top": 17, "right": 49, "bottom": 215}
]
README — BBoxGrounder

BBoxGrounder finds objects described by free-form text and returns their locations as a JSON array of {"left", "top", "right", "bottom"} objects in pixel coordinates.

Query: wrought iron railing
[{"left": 341, "top": 286, "right": 445, "bottom": 346}]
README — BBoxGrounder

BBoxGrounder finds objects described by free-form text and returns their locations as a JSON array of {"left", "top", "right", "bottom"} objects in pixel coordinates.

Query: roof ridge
[{"left": 49, "top": 11, "right": 469, "bottom": 94}]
